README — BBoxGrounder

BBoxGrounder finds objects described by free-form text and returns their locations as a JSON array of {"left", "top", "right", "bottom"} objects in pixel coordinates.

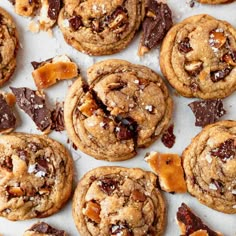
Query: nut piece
[
  {"left": 131, "top": 190, "right": 146, "bottom": 202},
  {"left": 78, "top": 93, "right": 98, "bottom": 117},
  {"left": 209, "top": 31, "right": 226, "bottom": 49},
  {"left": 185, "top": 61, "right": 203, "bottom": 76},
  {"left": 32, "top": 55, "right": 78, "bottom": 89},
  {"left": 145, "top": 152, "right": 187, "bottom": 193},
  {"left": 83, "top": 201, "right": 101, "bottom": 223}
]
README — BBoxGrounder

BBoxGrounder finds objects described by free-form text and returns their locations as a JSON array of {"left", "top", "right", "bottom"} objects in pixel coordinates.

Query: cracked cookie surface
[
  {"left": 160, "top": 14, "right": 236, "bottom": 99},
  {"left": 0, "top": 7, "right": 18, "bottom": 87},
  {"left": 0, "top": 133, "right": 73, "bottom": 220},
  {"left": 73, "top": 166, "right": 165, "bottom": 236},
  {"left": 58, "top": 0, "right": 145, "bottom": 55},
  {"left": 64, "top": 59, "right": 173, "bottom": 161},
  {"left": 182, "top": 120, "right": 236, "bottom": 214}
]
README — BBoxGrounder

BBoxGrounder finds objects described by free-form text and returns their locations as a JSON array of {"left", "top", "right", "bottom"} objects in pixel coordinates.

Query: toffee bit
[{"left": 188, "top": 99, "right": 226, "bottom": 127}]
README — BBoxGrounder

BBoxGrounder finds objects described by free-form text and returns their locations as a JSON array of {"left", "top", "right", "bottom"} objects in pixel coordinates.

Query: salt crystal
[
  {"left": 209, "top": 183, "right": 217, "bottom": 190},
  {"left": 232, "top": 189, "right": 236, "bottom": 195},
  {"left": 205, "top": 154, "right": 212, "bottom": 163},
  {"left": 28, "top": 164, "right": 36, "bottom": 173}
]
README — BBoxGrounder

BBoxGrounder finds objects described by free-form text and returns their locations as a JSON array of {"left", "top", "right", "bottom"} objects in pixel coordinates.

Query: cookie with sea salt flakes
[
  {"left": 160, "top": 14, "right": 236, "bottom": 99},
  {"left": 0, "top": 7, "right": 18, "bottom": 87},
  {"left": 182, "top": 120, "right": 236, "bottom": 214},
  {"left": 0, "top": 133, "right": 73, "bottom": 221},
  {"left": 58, "top": 0, "right": 145, "bottom": 55},
  {"left": 64, "top": 59, "right": 173, "bottom": 161},
  {"left": 72, "top": 166, "right": 166, "bottom": 236}
]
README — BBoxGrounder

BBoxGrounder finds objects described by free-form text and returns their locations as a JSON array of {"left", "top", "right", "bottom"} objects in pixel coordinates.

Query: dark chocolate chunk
[
  {"left": 69, "top": 15, "right": 83, "bottom": 31},
  {"left": 176, "top": 203, "right": 219, "bottom": 236},
  {"left": 28, "top": 142, "right": 41, "bottom": 152},
  {"left": 0, "top": 94, "right": 16, "bottom": 132},
  {"left": 18, "top": 150, "right": 29, "bottom": 164},
  {"left": 98, "top": 178, "right": 118, "bottom": 195},
  {"left": 210, "top": 67, "right": 232, "bottom": 82},
  {"left": 28, "top": 222, "right": 66, "bottom": 236},
  {"left": 161, "top": 124, "right": 176, "bottom": 148},
  {"left": 51, "top": 102, "right": 65, "bottom": 132},
  {"left": 211, "top": 139, "right": 235, "bottom": 162},
  {"left": 31, "top": 58, "right": 53, "bottom": 70},
  {"left": 211, "top": 179, "right": 224, "bottom": 194},
  {"left": 141, "top": 1, "right": 173, "bottom": 49},
  {"left": 10, "top": 87, "right": 52, "bottom": 131},
  {"left": 48, "top": 0, "right": 61, "bottom": 20},
  {"left": 35, "top": 156, "right": 49, "bottom": 173},
  {"left": 188, "top": 99, "right": 226, "bottom": 127},
  {"left": 189, "top": 0, "right": 195, "bottom": 8},
  {"left": 110, "top": 223, "right": 133, "bottom": 236},
  {"left": 115, "top": 116, "right": 138, "bottom": 141},
  {"left": 178, "top": 37, "right": 193, "bottom": 53}
]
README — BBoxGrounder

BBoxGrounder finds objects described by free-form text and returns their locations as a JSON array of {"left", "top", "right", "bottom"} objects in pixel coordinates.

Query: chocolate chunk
[
  {"left": 0, "top": 54, "right": 2, "bottom": 64},
  {"left": 177, "top": 203, "right": 219, "bottom": 236},
  {"left": 31, "top": 58, "right": 53, "bottom": 70},
  {"left": 210, "top": 67, "right": 232, "bottom": 82},
  {"left": 48, "top": 0, "right": 61, "bottom": 20},
  {"left": 0, "top": 94, "right": 16, "bottom": 132},
  {"left": 18, "top": 150, "right": 29, "bottom": 164},
  {"left": 29, "top": 222, "right": 66, "bottom": 236},
  {"left": 51, "top": 102, "right": 65, "bottom": 132},
  {"left": 110, "top": 223, "right": 133, "bottom": 236},
  {"left": 35, "top": 157, "right": 49, "bottom": 173},
  {"left": 178, "top": 37, "right": 193, "bottom": 53},
  {"left": 0, "top": 156, "right": 13, "bottom": 171},
  {"left": 11, "top": 87, "right": 52, "bottom": 131},
  {"left": 28, "top": 142, "right": 41, "bottom": 152},
  {"left": 161, "top": 124, "right": 176, "bottom": 148},
  {"left": 189, "top": 0, "right": 195, "bottom": 7},
  {"left": 69, "top": 16, "right": 83, "bottom": 31},
  {"left": 141, "top": 1, "right": 173, "bottom": 49},
  {"left": 211, "top": 139, "right": 235, "bottom": 162},
  {"left": 7, "top": 0, "right": 16, "bottom": 5},
  {"left": 211, "top": 179, "right": 224, "bottom": 193},
  {"left": 115, "top": 116, "right": 138, "bottom": 141},
  {"left": 98, "top": 178, "right": 118, "bottom": 195},
  {"left": 105, "top": 6, "right": 128, "bottom": 28},
  {"left": 188, "top": 99, "right": 226, "bottom": 127}
]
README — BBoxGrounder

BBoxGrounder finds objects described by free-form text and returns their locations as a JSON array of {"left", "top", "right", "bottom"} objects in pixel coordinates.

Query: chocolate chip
[
  {"left": 29, "top": 222, "right": 66, "bottom": 236},
  {"left": 211, "top": 139, "right": 235, "bottom": 162},
  {"left": 210, "top": 67, "right": 232, "bottom": 82},
  {"left": 188, "top": 99, "right": 226, "bottom": 127},
  {"left": 28, "top": 142, "right": 40, "bottom": 152},
  {"left": 10, "top": 87, "right": 52, "bottom": 131},
  {"left": 110, "top": 223, "right": 133, "bottom": 236},
  {"left": 69, "top": 16, "right": 83, "bottom": 31},
  {"left": 176, "top": 203, "right": 219, "bottom": 236},
  {"left": 51, "top": 102, "right": 65, "bottom": 132},
  {"left": 35, "top": 157, "right": 49, "bottom": 173},
  {"left": 178, "top": 37, "right": 193, "bottom": 53},
  {"left": 18, "top": 150, "right": 29, "bottom": 164},
  {"left": 141, "top": 1, "right": 173, "bottom": 49},
  {"left": 161, "top": 124, "right": 176, "bottom": 148},
  {"left": 48, "top": 0, "right": 61, "bottom": 20},
  {"left": 115, "top": 116, "right": 138, "bottom": 141},
  {"left": 0, "top": 94, "right": 16, "bottom": 132},
  {"left": 189, "top": 0, "right": 195, "bottom": 7},
  {"left": 0, "top": 156, "right": 13, "bottom": 171},
  {"left": 98, "top": 178, "right": 118, "bottom": 195},
  {"left": 211, "top": 179, "right": 224, "bottom": 194}
]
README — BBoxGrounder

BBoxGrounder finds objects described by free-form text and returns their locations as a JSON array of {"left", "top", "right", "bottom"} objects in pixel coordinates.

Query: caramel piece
[
  {"left": 78, "top": 93, "right": 98, "bottom": 117},
  {"left": 7, "top": 186, "right": 24, "bottom": 197},
  {"left": 190, "top": 230, "right": 209, "bottom": 236},
  {"left": 131, "top": 190, "right": 146, "bottom": 202},
  {"left": 145, "top": 152, "right": 187, "bottom": 193},
  {"left": 32, "top": 58, "right": 78, "bottom": 89},
  {"left": 83, "top": 201, "right": 101, "bottom": 223}
]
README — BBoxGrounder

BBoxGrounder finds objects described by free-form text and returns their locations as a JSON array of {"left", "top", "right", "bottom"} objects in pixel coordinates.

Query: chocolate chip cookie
[
  {"left": 58, "top": 0, "right": 145, "bottom": 55},
  {"left": 160, "top": 14, "right": 236, "bottom": 99},
  {"left": 64, "top": 59, "right": 173, "bottom": 161},
  {"left": 0, "top": 7, "right": 18, "bottom": 87},
  {"left": 72, "top": 166, "right": 166, "bottom": 236},
  {"left": 0, "top": 133, "right": 73, "bottom": 220},
  {"left": 182, "top": 120, "right": 236, "bottom": 214},
  {"left": 197, "top": 0, "right": 234, "bottom": 4}
]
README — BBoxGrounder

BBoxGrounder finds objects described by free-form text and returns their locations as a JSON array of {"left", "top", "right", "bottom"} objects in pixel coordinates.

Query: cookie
[
  {"left": 197, "top": 0, "right": 234, "bottom": 4},
  {"left": 0, "top": 133, "right": 73, "bottom": 220},
  {"left": 0, "top": 7, "right": 18, "bottom": 87},
  {"left": 64, "top": 59, "right": 173, "bottom": 161},
  {"left": 182, "top": 120, "right": 236, "bottom": 214},
  {"left": 23, "top": 222, "right": 67, "bottom": 236},
  {"left": 176, "top": 203, "right": 223, "bottom": 236},
  {"left": 72, "top": 166, "right": 165, "bottom": 236},
  {"left": 58, "top": 0, "right": 145, "bottom": 55},
  {"left": 160, "top": 14, "right": 236, "bottom": 99}
]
